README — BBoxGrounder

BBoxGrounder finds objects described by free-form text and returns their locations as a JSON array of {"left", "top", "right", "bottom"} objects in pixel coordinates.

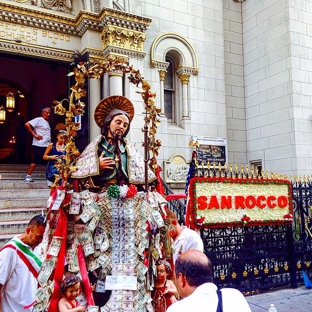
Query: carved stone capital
[
  {"left": 158, "top": 70, "right": 167, "bottom": 81},
  {"left": 178, "top": 73, "right": 190, "bottom": 85}
]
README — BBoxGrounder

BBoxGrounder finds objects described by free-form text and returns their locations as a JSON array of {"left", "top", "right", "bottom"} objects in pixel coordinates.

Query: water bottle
[{"left": 268, "top": 304, "right": 277, "bottom": 312}]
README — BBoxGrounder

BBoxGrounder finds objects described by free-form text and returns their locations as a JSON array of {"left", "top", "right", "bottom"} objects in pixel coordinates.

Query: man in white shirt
[
  {"left": 24, "top": 107, "right": 51, "bottom": 182},
  {"left": 167, "top": 209, "right": 204, "bottom": 263},
  {"left": 0, "top": 215, "right": 46, "bottom": 312},
  {"left": 167, "top": 250, "right": 252, "bottom": 312}
]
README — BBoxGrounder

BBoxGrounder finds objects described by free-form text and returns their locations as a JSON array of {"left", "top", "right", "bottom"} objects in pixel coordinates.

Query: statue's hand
[{"left": 99, "top": 152, "right": 116, "bottom": 170}]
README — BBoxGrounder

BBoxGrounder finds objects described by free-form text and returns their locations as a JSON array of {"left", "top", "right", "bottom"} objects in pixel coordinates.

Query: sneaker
[{"left": 24, "top": 175, "right": 34, "bottom": 182}]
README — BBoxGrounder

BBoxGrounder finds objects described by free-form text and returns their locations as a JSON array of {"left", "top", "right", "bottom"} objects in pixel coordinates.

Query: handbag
[{"left": 46, "top": 160, "right": 58, "bottom": 182}]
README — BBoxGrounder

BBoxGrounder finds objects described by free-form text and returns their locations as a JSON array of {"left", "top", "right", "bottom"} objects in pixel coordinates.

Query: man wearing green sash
[{"left": 0, "top": 215, "right": 46, "bottom": 312}]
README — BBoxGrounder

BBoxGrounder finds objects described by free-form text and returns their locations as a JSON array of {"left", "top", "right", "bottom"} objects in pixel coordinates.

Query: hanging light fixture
[
  {"left": 6, "top": 92, "right": 15, "bottom": 112},
  {"left": 0, "top": 106, "right": 5, "bottom": 124}
]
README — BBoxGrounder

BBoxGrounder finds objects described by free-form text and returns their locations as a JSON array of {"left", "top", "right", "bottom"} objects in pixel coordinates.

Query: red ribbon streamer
[
  {"left": 77, "top": 245, "right": 95, "bottom": 305},
  {"left": 155, "top": 165, "right": 165, "bottom": 195},
  {"left": 48, "top": 206, "right": 68, "bottom": 312}
]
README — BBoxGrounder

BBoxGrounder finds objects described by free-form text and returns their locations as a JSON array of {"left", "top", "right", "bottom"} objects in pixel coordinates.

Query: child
[
  {"left": 152, "top": 260, "right": 178, "bottom": 312},
  {"left": 58, "top": 274, "right": 86, "bottom": 312}
]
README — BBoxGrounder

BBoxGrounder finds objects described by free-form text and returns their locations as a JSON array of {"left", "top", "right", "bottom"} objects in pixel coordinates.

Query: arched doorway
[
  {"left": 0, "top": 53, "right": 70, "bottom": 164},
  {"left": 0, "top": 81, "right": 28, "bottom": 163}
]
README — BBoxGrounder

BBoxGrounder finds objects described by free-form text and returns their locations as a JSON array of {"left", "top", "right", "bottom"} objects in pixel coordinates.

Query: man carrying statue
[{"left": 36, "top": 95, "right": 167, "bottom": 312}]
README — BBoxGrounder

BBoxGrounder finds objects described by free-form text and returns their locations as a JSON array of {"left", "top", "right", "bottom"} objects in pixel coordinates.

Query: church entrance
[{"left": 0, "top": 52, "right": 69, "bottom": 164}]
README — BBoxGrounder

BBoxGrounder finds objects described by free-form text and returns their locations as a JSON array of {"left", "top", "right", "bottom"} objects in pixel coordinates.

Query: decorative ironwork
[
  {"left": 163, "top": 181, "right": 186, "bottom": 224},
  {"left": 202, "top": 225, "right": 293, "bottom": 292}
]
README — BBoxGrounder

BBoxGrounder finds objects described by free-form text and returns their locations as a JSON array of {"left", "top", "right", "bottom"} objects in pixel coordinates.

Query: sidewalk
[{"left": 246, "top": 286, "right": 312, "bottom": 311}]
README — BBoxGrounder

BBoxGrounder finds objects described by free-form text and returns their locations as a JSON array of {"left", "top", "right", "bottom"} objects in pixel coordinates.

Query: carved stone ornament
[
  {"left": 101, "top": 25, "right": 146, "bottom": 52},
  {"left": 164, "top": 154, "right": 189, "bottom": 183}
]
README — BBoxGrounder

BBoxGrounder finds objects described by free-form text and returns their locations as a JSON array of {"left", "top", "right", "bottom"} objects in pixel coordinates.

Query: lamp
[
  {"left": 6, "top": 92, "right": 15, "bottom": 112},
  {"left": 0, "top": 106, "right": 5, "bottom": 124}
]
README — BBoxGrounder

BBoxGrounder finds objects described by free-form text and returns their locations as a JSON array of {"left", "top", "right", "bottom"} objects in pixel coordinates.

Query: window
[
  {"left": 151, "top": 33, "right": 198, "bottom": 124},
  {"left": 250, "top": 160, "right": 262, "bottom": 178},
  {"left": 164, "top": 57, "right": 175, "bottom": 122}
]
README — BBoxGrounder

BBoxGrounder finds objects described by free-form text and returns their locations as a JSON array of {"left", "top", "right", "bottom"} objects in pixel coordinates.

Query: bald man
[{"left": 167, "top": 250, "right": 251, "bottom": 312}]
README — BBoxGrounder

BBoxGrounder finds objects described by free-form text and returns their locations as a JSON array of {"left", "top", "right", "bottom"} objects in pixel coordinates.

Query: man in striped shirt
[{"left": 0, "top": 215, "right": 46, "bottom": 312}]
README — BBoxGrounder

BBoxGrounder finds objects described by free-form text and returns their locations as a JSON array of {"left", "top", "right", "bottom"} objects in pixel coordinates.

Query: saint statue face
[{"left": 107, "top": 114, "right": 130, "bottom": 140}]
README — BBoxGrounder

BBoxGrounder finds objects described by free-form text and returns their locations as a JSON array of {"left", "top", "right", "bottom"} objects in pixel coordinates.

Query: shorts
[{"left": 32, "top": 145, "right": 48, "bottom": 165}]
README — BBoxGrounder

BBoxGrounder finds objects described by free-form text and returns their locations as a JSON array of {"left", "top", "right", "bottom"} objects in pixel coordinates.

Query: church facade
[{"left": 0, "top": 0, "right": 311, "bottom": 179}]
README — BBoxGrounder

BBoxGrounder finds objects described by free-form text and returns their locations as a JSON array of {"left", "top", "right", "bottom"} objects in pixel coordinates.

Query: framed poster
[{"left": 192, "top": 136, "right": 227, "bottom": 166}]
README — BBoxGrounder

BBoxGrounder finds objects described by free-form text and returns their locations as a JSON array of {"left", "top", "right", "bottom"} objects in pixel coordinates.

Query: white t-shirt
[
  {"left": 167, "top": 283, "right": 252, "bottom": 312},
  {"left": 0, "top": 237, "right": 41, "bottom": 312},
  {"left": 29, "top": 116, "right": 51, "bottom": 147},
  {"left": 173, "top": 227, "right": 204, "bottom": 263}
]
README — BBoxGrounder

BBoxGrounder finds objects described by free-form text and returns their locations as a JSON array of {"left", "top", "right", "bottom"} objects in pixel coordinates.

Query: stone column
[
  {"left": 178, "top": 73, "right": 190, "bottom": 119},
  {"left": 158, "top": 70, "right": 166, "bottom": 115},
  {"left": 109, "top": 70, "right": 123, "bottom": 95},
  {"left": 89, "top": 78, "right": 101, "bottom": 140},
  {"left": 124, "top": 0, "right": 130, "bottom": 12}
]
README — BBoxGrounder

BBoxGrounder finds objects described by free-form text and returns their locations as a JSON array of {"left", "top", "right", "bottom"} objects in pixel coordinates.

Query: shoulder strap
[
  {"left": 65, "top": 297, "right": 77, "bottom": 309},
  {"left": 216, "top": 290, "right": 223, "bottom": 312},
  {"left": 12, "top": 238, "right": 42, "bottom": 267},
  {"left": 0, "top": 239, "right": 42, "bottom": 278},
  {"left": 0, "top": 244, "right": 39, "bottom": 279}
]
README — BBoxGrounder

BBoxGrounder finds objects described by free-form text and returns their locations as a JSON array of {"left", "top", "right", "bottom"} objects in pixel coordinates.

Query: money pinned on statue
[
  {"left": 51, "top": 189, "right": 66, "bottom": 211},
  {"left": 38, "top": 257, "right": 57, "bottom": 286},
  {"left": 47, "top": 236, "right": 63, "bottom": 257},
  {"left": 69, "top": 192, "right": 81, "bottom": 214}
]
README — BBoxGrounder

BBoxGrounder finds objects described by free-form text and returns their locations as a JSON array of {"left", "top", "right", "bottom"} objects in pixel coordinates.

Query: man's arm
[{"left": 25, "top": 122, "right": 42, "bottom": 140}]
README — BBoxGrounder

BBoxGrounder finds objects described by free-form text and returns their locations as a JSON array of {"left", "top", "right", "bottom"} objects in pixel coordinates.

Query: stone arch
[{"left": 150, "top": 32, "right": 199, "bottom": 75}]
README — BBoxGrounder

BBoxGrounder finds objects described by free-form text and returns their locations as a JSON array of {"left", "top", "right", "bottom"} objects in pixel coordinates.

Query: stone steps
[
  {"left": 0, "top": 164, "right": 46, "bottom": 180},
  {"left": 0, "top": 165, "right": 49, "bottom": 247}
]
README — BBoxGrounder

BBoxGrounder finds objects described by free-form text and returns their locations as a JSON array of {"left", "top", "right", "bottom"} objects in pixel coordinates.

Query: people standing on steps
[
  {"left": 0, "top": 214, "right": 46, "bottom": 312},
  {"left": 43, "top": 129, "right": 66, "bottom": 187},
  {"left": 24, "top": 107, "right": 51, "bottom": 182}
]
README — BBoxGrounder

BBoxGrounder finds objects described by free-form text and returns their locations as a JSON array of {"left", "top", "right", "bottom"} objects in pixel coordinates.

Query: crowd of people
[{"left": 0, "top": 96, "right": 252, "bottom": 312}]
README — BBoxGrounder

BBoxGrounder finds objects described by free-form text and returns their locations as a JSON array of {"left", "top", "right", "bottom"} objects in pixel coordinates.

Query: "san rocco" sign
[{"left": 188, "top": 177, "right": 293, "bottom": 229}]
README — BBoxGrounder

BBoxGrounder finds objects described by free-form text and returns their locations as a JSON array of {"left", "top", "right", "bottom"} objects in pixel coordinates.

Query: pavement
[{"left": 246, "top": 286, "right": 312, "bottom": 311}]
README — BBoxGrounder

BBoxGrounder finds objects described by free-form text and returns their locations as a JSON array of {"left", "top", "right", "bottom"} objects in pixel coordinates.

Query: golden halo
[{"left": 94, "top": 95, "right": 135, "bottom": 128}]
